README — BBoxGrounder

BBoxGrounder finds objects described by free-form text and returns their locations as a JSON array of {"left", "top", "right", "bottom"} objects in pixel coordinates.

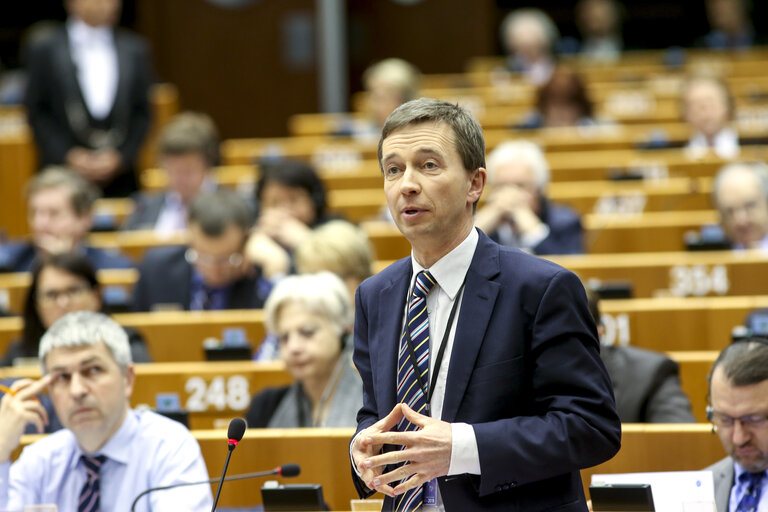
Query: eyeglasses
[
  {"left": 707, "top": 408, "right": 768, "bottom": 431},
  {"left": 37, "top": 284, "right": 93, "bottom": 306},
  {"left": 720, "top": 199, "right": 765, "bottom": 219},
  {"left": 185, "top": 248, "right": 244, "bottom": 268}
]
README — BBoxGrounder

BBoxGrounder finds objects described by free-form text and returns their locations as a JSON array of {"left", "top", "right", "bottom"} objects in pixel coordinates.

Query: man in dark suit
[
  {"left": 705, "top": 339, "right": 768, "bottom": 512},
  {"left": 474, "top": 140, "right": 583, "bottom": 255},
  {"left": 122, "top": 112, "right": 219, "bottom": 233},
  {"left": 132, "top": 189, "right": 270, "bottom": 312},
  {"left": 350, "top": 98, "right": 620, "bottom": 511},
  {"left": 24, "top": 0, "right": 153, "bottom": 198},
  {"left": 0, "top": 167, "right": 133, "bottom": 273},
  {"left": 585, "top": 287, "right": 696, "bottom": 423}
]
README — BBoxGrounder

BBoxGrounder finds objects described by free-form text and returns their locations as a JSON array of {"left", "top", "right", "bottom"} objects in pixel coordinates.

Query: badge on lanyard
[{"left": 424, "top": 478, "right": 438, "bottom": 506}]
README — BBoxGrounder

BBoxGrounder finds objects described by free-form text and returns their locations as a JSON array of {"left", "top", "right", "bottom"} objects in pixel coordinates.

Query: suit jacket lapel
[
  {"left": 441, "top": 233, "right": 501, "bottom": 422},
  {"left": 375, "top": 261, "right": 411, "bottom": 416}
]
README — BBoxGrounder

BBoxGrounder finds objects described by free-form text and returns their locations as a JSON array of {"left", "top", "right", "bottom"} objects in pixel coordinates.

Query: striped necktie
[
  {"left": 79, "top": 455, "right": 107, "bottom": 512},
  {"left": 395, "top": 270, "right": 436, "bottom": 511},
  {"left": 736, "top": 471, "right": 765, "bottom": 512}
]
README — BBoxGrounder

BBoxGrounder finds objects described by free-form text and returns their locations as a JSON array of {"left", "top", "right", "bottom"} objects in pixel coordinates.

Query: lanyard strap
[{"left": 403, "top": 276, "right": 467, "bottom": 417}]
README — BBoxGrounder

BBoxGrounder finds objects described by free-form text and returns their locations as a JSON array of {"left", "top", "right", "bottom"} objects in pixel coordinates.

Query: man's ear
[
  {"left": 123, "top": 363, "right": 136, "bottom": 400},
  {"left": 468, "top": 167, "right": 487, "bottom": 205}
]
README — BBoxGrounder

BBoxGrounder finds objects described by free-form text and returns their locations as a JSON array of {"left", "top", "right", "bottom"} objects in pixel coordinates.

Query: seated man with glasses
[
  {"left": 132, "top": 189, "right": 271, "bottom": 311},
  {"left": 705, "top": 338, "right": 768, "bottom": 512},
  {"left": 712, "top": 162, "right": 768, "bottom": 250}
]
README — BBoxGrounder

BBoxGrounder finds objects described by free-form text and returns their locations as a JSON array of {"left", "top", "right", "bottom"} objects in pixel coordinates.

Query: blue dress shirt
[
  {"left": 730, "top": 463, "right": 768, "bottom": 512},
  {"left": 0, "top": 409, "right": 212, "bottom": 511}
]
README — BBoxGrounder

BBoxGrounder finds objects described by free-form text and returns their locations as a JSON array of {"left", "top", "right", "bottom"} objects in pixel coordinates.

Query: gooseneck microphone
[
  {"left": 211, "top": 418, "right": 248, "bottom": 512},
  {"left": 128, "top": 463, "right": 301, "bottom": 511}
]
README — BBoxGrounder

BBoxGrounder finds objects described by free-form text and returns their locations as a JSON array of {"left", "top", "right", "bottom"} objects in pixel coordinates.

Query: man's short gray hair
[
  {"left": 378, "top": 97, "right": 486, "bottom": 174},
  {"left": 39, "top": 311, "right": 132, "bottom": 370},
  {"left": 486, "top": 140, "right": 550, "bottom": 191},
  {"left": 264, "top": 271, "right": 353, "bottom": 335}
]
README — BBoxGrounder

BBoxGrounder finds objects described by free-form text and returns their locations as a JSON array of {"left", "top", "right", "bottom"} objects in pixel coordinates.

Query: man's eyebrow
[
  {"left": 382, "top": 148, "right": 444, "bottom": 162},
  {"left": 49, "top": 355, "right": 103, "bottom": 373}
]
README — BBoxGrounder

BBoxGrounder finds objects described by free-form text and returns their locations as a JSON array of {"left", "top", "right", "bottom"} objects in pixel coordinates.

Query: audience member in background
[
  {"left": 122, "top": 112, "right": 219, "bottom": 234},
  {"left": 681, "top": 75, "right": 739, "bottom": 159},
  {"left": 0, "top": 252, "right": 150, "bottom": 367},
  {"left": 0, "top": 167, "right": 133, "bottom": 273},
  {"left": 24, "top": 0, "right": 153, "bottom": 198},
  {"left": 699, "top": 0, "right": 756, "bottom": 50},
  {"left": 254, "top": 220, "right": 375, "bottom": 361},
  {"left": 475, "top": 141, "right": 583, "bottom": 255},
  {"left": 574, "top": 0, "right": 623, "bottom": 62},
  {"left": 0, "top": 311, "right": 212, "bottom": 510},
  {"left": 246, "top": 159, "right": 334, "bottom": 280},
  {"left": 586, "top": 287, "right": 696, "bottom": 423},
  {"left": 705, "top": 338, "right": 768, "bottom": 512},
  {"left": 245, "top": 272, "right": 362, "bottom": 428},
  {"left": 500, "top": 8, "right": 559, "bottom": 86},
  {"left": 712, "top": 162, "right": 768, "bottom": 250},
  {"left": 516, "top": 67, "right": 596, "bottom": 129},
  {"left": 295, "top": 220, "right": 374, "bottom": 306},
  {"left": 132, "top": 189, "right": 270, "bottom": 312}
]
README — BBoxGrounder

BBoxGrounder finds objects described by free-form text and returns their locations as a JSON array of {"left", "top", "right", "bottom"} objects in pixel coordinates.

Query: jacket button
[
  {"left": 502, "top": 484, "right": 510, "bottom": 490},
  {"left": 495, "top": 485, "right": 502, "bottom": 491},
  {"left": 510, "top": 481, "right": 517, "bottom": 487}
]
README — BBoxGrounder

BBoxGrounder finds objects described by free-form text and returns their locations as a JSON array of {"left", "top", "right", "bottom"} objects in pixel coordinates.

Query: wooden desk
[
  {"left": 0, "top": 310, "right": 267, "bottom": 363},
  {"left": 667, "top": 351, "right": 716, "bottom": 424},
  {"left": 581, "top": 424, "right": 723, "bottom": 500},
  {"left": 546, "top": 250, "right": 768, "bottom": 298},
  {"left": 599, "top": 295, "right": 768, "bottom": 351}
]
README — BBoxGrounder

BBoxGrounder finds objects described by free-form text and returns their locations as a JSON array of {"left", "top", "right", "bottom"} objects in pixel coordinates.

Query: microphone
[
  {"left": 129, "top": 463, "right": 301, "bottom": 511},
  {"left": 212, "top": 418, "right": 248, "bottom": 512}
]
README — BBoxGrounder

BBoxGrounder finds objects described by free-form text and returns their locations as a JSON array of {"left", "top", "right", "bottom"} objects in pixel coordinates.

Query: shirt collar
[
  {"left": 68, "top": 17, "right": 113, "bottom": 47},
  {"left": 410, "top": 227, "right": 478, "bottom": 300},
  {"left": 734, "top": 461, "right": 767, "bottom": 484},
  {"left": 69, "top": 408, "right": 136, "bottom": 470}
]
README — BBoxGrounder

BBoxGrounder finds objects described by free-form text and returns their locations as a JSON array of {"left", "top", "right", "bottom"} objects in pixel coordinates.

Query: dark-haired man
[
  {"left": 350, "top": 98, "right": 620, "bottom": 511},
  {"left": 706, "top": 339, "right": 768, "bottom": 512},
  {"left": 132, "top": 189, "right": 269, "bottom": 311}
]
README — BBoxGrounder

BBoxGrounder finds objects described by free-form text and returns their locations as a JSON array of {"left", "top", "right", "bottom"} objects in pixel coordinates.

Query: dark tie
[
  {"left": 395, "top": 270, "right": 436, "bottom": 511},
  {"left": 736, "top": 471, "right": 765, "bottom": 512},
  {"left": 79, "top": 455, "right": 107, "bottom": 512}
]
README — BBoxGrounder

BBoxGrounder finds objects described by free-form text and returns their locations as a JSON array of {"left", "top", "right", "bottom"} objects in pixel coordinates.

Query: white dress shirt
[
  {"left": 0, "top": 409, "right": 212, "bottom": 511},
  {"left": 686, "top": 127, "right": 740, "bottom": 159},
  {"left": 67, "top": 18, "right": 119, "bottom": 120}
]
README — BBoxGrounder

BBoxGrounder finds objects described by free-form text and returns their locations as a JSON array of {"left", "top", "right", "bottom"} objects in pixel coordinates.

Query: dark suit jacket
[
  {"left": 24, "top": 24, "right": 153, "bottom": 197},
  {"left": 706, "top": 456, "right": 734, "bottom": 512},
  {"left": 489, "top": 199, "right": 584, "bottom": 255},
  {"left": 0, "top": 242, "right": 133, "bottom": 274},
  {"left": 121, "top": 192, "right": 167, "bottom": 231},
  {"left": 600, "top": 345, "right": 696, "bottom": 423},
  {"left": 131, "top": 245, "right": 268, "bottom": 312},
  {"left": 352, "top": 229, "right": 621, "bottom": 511}
]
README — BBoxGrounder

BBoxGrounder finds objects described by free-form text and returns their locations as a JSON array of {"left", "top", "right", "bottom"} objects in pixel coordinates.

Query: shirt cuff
[
  {"left": 350, "top": 432, "right": 363, "bottom": 478},
  {"left": 520, "top": 223, "right": 550, "bottom": 249},
  {"left": 448, "top": 422, "right": 481, "bottom": 475}
]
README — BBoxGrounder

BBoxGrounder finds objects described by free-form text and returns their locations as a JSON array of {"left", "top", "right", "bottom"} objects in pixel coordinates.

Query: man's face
[
  {"left": 716, "top": 169, "right": 768, "bottom": 248},
  {"left": 492, "top": 160, "right": 541, "bottom": 211},
  {"left": 710, "top": 367, "right": 768, "bottom": 472},
  {"left": 162, "top": 152, "right": 210, "bottom": 205},
  {"left": 28, "top": 186, "right": 91, "bottom": 252},
  {"left": 67, "top": 0, "right": 121, "bottom": 28},
  {"left": 367, "top": 77, "right": 404, "bottom": 128},
  {"left": 684, "top": 80, "right": 730, "bottom": 138},
  {"left": 188, "top": 222, "right": 247, "bottom": 288},
  {"left": 381, "top": 122, "right": 485, "bottom": 260},
  {"left": 46, "top": 341, "right": 134, "bottom": 452}
]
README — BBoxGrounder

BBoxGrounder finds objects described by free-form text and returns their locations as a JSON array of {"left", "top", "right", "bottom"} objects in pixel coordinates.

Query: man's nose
[
  {"left": 399, "top": 166, "right": 421, "bottom": 194},
  {"left": 732, "top": 420, "right": 751, "bottom": 445},
  {"left": 69, "top": 373, "right": 88, "bottom": 398}
]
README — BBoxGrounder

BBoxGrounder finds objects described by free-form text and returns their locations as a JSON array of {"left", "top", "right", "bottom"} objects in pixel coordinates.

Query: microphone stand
[{"left": 211, "top": 442, "right": 236, "bottom": 512}]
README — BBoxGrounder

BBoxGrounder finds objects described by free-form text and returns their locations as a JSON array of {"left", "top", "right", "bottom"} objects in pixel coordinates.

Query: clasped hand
[{"left": 351, "top": 403, "right": 452, "bottom": 498}]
